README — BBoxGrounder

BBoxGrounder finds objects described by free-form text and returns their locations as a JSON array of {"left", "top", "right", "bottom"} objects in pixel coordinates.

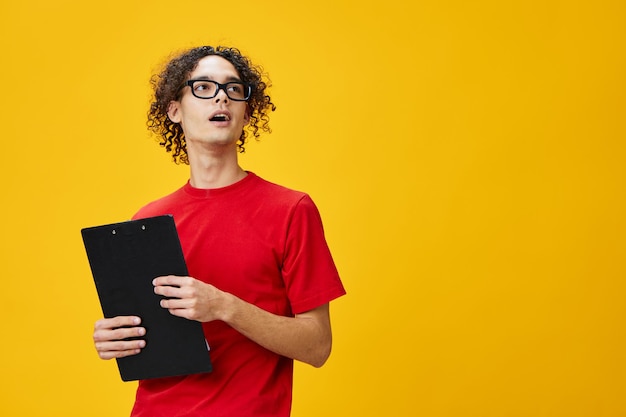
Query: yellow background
[{"left": 1, "top": 0, "right": 625, "bottom": 416}]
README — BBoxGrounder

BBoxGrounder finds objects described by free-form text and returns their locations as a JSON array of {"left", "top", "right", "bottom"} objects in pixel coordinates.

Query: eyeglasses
[{"left": 185, "top": 79, "right": 252, "bottom": 101}]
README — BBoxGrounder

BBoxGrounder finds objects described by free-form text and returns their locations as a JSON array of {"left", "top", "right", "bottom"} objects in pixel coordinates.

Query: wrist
[{"left": 218, "top": 291, "right": 238, "bottom": 324}]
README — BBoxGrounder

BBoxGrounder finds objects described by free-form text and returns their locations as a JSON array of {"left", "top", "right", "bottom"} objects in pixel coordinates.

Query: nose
[{"left": 214, "top": 85, "right": 229, "bottom": 103}]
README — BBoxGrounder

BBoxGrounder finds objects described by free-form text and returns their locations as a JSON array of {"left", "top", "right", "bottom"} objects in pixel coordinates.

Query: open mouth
[{"left": 210, "top": 114, "right": 230, "bottom": 122}]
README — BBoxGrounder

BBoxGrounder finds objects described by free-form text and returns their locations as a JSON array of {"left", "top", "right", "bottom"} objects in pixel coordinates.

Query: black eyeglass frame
[{"left": 185, "top": 79, "right": 252, "bottom": 101}]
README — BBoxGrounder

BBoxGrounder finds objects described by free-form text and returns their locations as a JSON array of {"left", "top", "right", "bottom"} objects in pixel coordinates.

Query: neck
[{"left": 187, "top": 143, "right": 246, "bottom": 189}]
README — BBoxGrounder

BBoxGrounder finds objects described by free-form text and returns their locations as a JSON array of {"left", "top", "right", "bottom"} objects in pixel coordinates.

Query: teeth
[{"left": 214, "top": 113, "right": 230, "bottom": 121}]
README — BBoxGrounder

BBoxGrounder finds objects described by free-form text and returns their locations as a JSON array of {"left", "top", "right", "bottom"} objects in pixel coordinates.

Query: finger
[
  {"left": 93, "top": 327, "right": 146, "bottom": 342},
  {"left": 154, "top": 284, "right": 186, "bottom": 299},
  {"left": 94, "top": 316, "right": 141, "bottom": 330},
  {"left": 98, "top": 349, "right": 140, "bottom": 360},
  {"left": 95, "top": 339, "right": 146, "bottom": 359},
  {"left": 94, "top": 325, "right": 146, "bottom": 343},
  {"left": 95, "top": 339, "right": 146, "bottom": 353},
  {"left": 165, "top": 307, "right": 196, "bottom": 321},
  {"left": 160, "top": 297, "right": 192, "bottom": 310},
  {"left": 153, "top": 275, "right": 187, "bottom": 287}
]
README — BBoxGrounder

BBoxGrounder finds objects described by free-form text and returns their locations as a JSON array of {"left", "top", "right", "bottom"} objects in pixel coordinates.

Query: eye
[
  {"left": 227, "top": 84, "right": 243, "bottom": 93},
  {"left": 194, "top": 81, "right": 211, "bottom": 91}
]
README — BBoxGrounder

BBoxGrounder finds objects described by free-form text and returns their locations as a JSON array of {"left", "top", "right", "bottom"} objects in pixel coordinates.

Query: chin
[{"left": 207, "top": 137, "right": 240, "bottom": 148}]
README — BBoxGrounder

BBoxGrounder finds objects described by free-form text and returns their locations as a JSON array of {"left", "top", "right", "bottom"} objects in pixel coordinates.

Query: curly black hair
[{"left": 147, "top": 46, "right": 276, "bottom": 164}]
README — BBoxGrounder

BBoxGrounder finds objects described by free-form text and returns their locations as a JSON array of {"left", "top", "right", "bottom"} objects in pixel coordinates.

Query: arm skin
[{"left": 93, "top": 275, "right": 332, "bottom": 368}]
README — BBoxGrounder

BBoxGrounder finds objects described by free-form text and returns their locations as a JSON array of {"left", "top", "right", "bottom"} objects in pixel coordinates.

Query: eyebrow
[{"left": 190, "top": 75, "right": 243, "bottom": 83}]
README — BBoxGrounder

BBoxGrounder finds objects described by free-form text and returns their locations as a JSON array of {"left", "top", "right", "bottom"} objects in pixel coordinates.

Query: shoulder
[
  {"left": 247, "top": 175, "right": 327, "bottom": 230},
  {"left": 247, "top": 174, "right": 318, "bottom": 214},
  {"left": 249, "top": 173, "right": 307, "bottom": 200},
  {"left": 132, "top": 185, "right": 186, "bottom": 220}
]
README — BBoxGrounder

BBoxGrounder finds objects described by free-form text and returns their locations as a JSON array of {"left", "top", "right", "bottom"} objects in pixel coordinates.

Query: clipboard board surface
[{"left": 81, "top": 215, "right": 212, "bottom": 381}]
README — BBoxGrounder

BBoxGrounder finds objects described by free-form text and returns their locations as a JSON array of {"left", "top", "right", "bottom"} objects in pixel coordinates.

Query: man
[{"left": 92, "top": 46, "right": 346, "bottom": 417}]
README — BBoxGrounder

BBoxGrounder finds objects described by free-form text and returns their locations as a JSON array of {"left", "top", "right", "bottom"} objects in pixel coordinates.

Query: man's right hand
[{"left": 93, "top": 316, "right": 146, "bottom": 360}]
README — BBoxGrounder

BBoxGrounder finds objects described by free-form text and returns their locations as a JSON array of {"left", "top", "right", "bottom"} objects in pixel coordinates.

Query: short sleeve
[{"left": 281, "top": 195, "right": 346, "bottom": 314}]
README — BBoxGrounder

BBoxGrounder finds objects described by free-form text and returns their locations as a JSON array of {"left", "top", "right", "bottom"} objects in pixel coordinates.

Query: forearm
[
  {"left": 154, "top": 275, "right": 333, "bottom": 367},
  {"left": 221, "top": 294, "right": 332, "bottom": 367}
]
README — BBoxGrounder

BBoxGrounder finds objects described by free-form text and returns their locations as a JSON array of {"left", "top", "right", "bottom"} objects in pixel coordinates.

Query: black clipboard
[{"left": 81, "top": 215, "right": 212, "bottom": 381}]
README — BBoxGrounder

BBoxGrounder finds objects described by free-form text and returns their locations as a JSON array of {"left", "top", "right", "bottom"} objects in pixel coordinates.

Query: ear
[
  {"left": 167, "top": 101, "right": 182, "bottom": 123},
  {"left": 243, "top": 105, "right": 251, "bottom": 125}
]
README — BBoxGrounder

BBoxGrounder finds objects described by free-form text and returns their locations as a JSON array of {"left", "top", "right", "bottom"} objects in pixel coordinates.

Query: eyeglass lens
[{"left": 189, "top": 80, "right": 249, "bottom": 101}]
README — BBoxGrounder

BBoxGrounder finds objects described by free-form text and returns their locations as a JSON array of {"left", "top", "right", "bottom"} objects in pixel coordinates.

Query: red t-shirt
[{"left": 129, "top": 172, "right": 346, "bottom": 417}]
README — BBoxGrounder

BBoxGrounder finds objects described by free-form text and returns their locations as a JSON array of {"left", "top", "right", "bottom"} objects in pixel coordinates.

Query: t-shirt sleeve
[{"left": 281, "top": 195, "right": 346, "bottom": 314}]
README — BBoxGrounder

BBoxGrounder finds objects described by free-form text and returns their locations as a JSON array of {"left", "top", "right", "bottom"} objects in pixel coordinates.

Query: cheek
[{"left": 179, "top": 107, "right": 204, "bottom": 127}]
